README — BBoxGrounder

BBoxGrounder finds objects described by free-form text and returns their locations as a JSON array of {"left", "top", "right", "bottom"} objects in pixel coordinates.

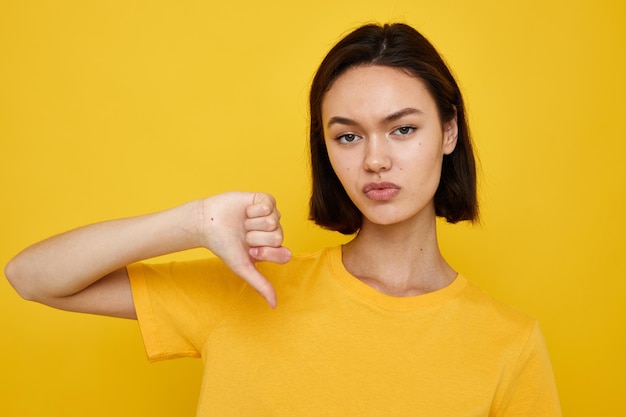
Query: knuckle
[
  {"left": 265, "top": 216, "right": 277, "bottom": 230},
  {"left": 272, "top": 232, "right": 283, "bottom": 247}
]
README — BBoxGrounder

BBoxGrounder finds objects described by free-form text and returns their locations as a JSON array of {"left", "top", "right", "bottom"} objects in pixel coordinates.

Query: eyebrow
[{"left": 326, "top": 107, "right": 423, "bottom": 128}]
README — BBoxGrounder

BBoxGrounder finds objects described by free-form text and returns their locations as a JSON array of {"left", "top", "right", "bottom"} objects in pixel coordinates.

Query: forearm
[
  {"left": 5, "top": 200, "right": 202, "bottom": 302},
  {"left": 6, "top": 192, "right": 291, "bottom": 311}
]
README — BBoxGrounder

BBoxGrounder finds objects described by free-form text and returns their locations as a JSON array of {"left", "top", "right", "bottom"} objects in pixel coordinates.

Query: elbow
[{"left": 5, "top": 255, "right": 39, "bottom": 302}]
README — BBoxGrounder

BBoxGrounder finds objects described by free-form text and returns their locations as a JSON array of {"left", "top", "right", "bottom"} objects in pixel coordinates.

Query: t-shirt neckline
[{"left": 325, "top": 245, "right": 467, "bottom": 311}]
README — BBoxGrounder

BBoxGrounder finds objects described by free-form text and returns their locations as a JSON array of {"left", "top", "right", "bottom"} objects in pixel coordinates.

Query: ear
[{"left": 442, "top": 108, "right": 458, "bottom": 155}]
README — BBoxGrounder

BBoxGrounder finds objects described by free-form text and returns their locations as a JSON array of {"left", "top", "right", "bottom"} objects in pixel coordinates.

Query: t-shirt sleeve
[
  {"left": 127, "top": 257, "right": 247, "bottom": 362},
  {"left": 494, "top": 321, "right": 562, "bottom": 417}
]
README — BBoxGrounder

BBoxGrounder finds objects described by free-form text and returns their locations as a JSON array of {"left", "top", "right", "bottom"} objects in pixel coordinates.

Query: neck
[{"left": 342, "top": 217, "right": 456, "bottom": 296}]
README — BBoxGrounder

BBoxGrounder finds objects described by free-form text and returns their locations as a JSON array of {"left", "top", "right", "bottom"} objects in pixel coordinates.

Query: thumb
[{"left": 231, "top": 261, "right": 277, "bottom": 308}]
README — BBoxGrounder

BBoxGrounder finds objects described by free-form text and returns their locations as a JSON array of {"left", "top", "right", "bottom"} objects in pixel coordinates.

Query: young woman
[{"left": 5, "top": 23, "right": 561, "bottom": 416}]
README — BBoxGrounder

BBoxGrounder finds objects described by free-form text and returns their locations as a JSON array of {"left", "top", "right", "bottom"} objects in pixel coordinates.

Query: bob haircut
[{"left": 309, "top": 23, "right": 478, "bottom": 234}]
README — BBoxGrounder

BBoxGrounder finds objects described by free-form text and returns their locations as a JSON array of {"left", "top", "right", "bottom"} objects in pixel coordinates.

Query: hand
[{"left": 198, "top": 192, "right": 292, "bottom": 307}]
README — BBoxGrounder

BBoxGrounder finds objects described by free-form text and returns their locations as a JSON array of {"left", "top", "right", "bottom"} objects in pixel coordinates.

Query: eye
[
  {"left": 393, "top": 126, "right": 416, "bottom": 136},
  {"left": 336, "top": 133, "right": 360, "bottom": 144}
]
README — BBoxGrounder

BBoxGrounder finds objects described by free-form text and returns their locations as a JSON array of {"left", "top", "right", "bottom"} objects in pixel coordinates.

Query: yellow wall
[{"left": 1, "top": 1, "right": 623, "bottom": 415}]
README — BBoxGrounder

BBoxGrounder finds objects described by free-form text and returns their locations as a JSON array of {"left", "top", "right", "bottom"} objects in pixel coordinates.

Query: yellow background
[{"left": 1, "top": 1, "right": 624, "bottom": 415}]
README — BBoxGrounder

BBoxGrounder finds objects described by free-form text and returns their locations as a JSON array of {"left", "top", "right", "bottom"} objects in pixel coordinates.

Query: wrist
[
  {"left": 148, "top": 199, "right": 207, "bottom": 253},
  {"left": 190, "top": 197, "right": 213, "bottom": 249}
]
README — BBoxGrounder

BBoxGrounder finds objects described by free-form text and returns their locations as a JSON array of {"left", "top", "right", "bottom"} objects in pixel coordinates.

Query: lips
[{"left": 363, "top": 182, "right": 401, "bottom": 201}]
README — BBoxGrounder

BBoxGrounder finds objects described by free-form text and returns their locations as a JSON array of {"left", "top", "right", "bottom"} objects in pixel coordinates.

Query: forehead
[{"left": 321, "top": 65, "right": 438, "bottom": 121}]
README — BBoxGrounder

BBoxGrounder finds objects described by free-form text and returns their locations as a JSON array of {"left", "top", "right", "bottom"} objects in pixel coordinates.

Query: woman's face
[{"left": 322, "top": 65, "right": 457, "bottom": 229}]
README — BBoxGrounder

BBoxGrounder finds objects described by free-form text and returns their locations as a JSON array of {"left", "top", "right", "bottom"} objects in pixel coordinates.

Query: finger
[
  {"left": 246, "top": 194, "right": 275, "bottom": 218},
  {"left": 246, "top": 204, "right": 271, "bottom": 218},
  {"left": 231, "top": 262, "right": 277, "bottom": 308},
  {"left": 252, "top": 192, "right": 275, "bottom": 207},
  {"left": 249, "top": 246, "right": 292, "bottom": 264},
  {"left": 244, "top": 215, "right": 279, "bottom": 232},
  {"left": 246, "top": 230, "right": 284, "bottom": 248}
]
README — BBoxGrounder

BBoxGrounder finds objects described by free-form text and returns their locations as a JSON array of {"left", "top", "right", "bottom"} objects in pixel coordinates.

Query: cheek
[
  {"left": 412, "top": 136, "right": 443, "bottom": 162},
  {"left": 327, "top": 147, "right": 348, "bottom": 174},
  {"left": 328, "top": 153, "right": 356, "bottom": 192},
  {"left": 396, "top": 144, "right": 444, "bottom": 182},
  {"left": 332, "top": 162, "right": 352, "bottom": 185}
]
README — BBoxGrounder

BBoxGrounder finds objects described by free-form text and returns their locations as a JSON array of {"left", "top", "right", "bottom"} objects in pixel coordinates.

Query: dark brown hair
[{"left": 309, "top": 23, "right": 478, "bottom": 234}]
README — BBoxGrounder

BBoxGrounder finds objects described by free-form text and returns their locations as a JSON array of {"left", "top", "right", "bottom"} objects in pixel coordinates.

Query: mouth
[{"left": 363, "top": 182, "right": 401, "bottom": 201}]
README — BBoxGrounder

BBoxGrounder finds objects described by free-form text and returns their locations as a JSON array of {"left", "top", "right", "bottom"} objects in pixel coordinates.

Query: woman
[{"left": 5, "top": 23, "right": 561, "bottom": 416}]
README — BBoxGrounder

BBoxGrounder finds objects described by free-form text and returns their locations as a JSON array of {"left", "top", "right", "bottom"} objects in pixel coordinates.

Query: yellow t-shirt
[{"left": 127, "top": 246, "right": 561, "bottom": 416}]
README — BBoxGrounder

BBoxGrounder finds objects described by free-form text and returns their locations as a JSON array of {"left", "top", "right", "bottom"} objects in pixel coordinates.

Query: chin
[
  {"left": 362, "top": 213, "right": 411, "bottom": 228},
  {"left": 361, "top": 207, "right": 435, "bottom": 230}
]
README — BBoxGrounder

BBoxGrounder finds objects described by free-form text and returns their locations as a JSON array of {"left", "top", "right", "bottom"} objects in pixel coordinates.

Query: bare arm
[{"left": 5, "top": 192, "right": 291, "bottom": 318}]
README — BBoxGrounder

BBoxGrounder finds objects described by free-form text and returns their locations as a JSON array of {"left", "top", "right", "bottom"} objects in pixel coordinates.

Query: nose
[{"left": 363, "top": 137, "right": 391, "bottom": 173}]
